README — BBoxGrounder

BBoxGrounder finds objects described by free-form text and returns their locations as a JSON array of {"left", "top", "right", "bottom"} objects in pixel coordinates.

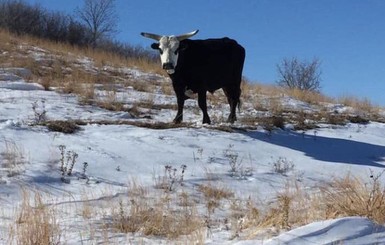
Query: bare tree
[
  {"left": 77, "top": 0, "right": 118, "bottom": 48},
  {"left": 277, "top": 57, "right": 322, "bottom": 92},
  {"left": 0, "top": 0, "right": 44, "bottom": 36},
  {"left": 43, "top": 12, "right": 69, "bottom": 42},
  {"left": 67, "top": 18, "right": 91, "bottom": 46}
]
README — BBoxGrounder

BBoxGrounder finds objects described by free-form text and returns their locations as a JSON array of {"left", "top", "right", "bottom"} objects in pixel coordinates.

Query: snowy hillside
[{"left": 1, "top": 41, "right": 385, "bottom": 244}]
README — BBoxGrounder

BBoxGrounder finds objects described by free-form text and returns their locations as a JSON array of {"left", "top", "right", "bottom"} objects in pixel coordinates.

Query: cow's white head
[{"left": 141, "top": 30, "right": 199, "bottom": 74}]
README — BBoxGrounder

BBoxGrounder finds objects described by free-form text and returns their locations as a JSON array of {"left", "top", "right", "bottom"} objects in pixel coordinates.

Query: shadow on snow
[{"left": 244, "top": 130, "right": 385, "bottom": 168}]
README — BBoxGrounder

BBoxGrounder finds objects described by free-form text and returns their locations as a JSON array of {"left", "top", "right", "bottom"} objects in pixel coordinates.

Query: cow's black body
[{"left": 170, "top": 37, "right": 245, "bottom": 124}]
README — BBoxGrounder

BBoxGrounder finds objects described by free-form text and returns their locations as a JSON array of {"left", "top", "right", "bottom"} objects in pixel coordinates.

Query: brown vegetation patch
[
  {"left": 325, "top": 114, "right": 348, "bottom": 125},
  {"left": 319, "top": 172, "right": 385, "bottom": 224},
  {"left": 1, "top": 139, "right": 26, "bottom": 177},
  {"left": 45, "top": 120, "right": 81, "bottom": 134},
  {"left": 239, "top": 115, "right": 286, "bottom": 131},
  {"left": 111, "top": 182, "right": 203, "bottom": 239},
  {"left": 133, "top": 101, "right": 177, "bottom": 111},
  {"left": 198, "top": 183, "right": 235, "bottom": 217},
  {"left": 198, "top": 184, "right": 234, "bottom": 201},
  {"left": 47, "top": 119, "right": 191, "bottom": 130},
  {"left": 9, "top": 189, "right": 62, "bottom": 245},
  {"left": 348, "top": 115, "right": 370, "bottom": 124}
]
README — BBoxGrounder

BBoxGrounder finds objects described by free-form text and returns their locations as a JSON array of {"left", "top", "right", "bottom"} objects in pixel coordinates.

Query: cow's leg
[
  {"left": 173, "top": 86, "right": 185, "bottom": 124},
  {"left": 198, "top": 91, "right": 211, "bottom": 124},
  {"left": 228, "top": 98, "right": 237, "bottom": 123},
  {"left": 222, "top": 88, "right": 234, "bottom": 122},
  {"left": 223, "top": 87, "right": 240, "bottom": 123}
]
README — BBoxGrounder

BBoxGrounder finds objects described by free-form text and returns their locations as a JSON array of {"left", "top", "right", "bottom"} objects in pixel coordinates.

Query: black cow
[{"left": 141, "top": 30, "right": 245, "bottom": 124}]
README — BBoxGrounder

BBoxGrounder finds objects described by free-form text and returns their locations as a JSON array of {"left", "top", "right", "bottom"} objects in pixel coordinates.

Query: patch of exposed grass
[
  {"left": 1, "top": 139, "right": 26, "bottom": 177},
  {"left": 111, "top": 181, "right": 203, "bottom": 239},
  {"left": 8, "top": 189, "right": 62, "bottom": 245},
  {"left": 338, "top": 96, "right": 379, "bottom": 114},
  {"left": 293, "top": 111, "right": 319, "bottom": 130},
  {"left": 347, "top": 115, "right": 370, "bottom": 124},
  {"left": 239, "top": 115, "right": 286, "bottom": 131},
  {"left": 198, "top": 183, "right": 234, "bottom": 218},
  {"left": 45, "top": 120, "right": 81, "bottom": 134},
  {"left": 256, "top": 180, "right": 309, "bottom": 231},
  {"left": 198, "top": 184, "right": 234, "bottom": 201},
  {"left": 325, "top": 114, "right": 347, "bottom": 126},
  {"left": 286, "top": 88, "right": 332, "bottom": 105},
  {"left": 248, "top": 172, "right": 385, "bottom": 238},
  {"left": 319, "top": 171, "right": 385, "bottom": 224}
]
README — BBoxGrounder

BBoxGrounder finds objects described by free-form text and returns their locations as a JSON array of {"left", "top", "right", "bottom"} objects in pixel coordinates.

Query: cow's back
[{"left": 175, "top": 38, "right": 245, "bottom": 92}]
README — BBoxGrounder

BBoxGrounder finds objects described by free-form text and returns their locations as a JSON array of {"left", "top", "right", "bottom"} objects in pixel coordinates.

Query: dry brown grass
[
  {"left": 198, "top": 183, "right": 234, "bottom": 201},
  {"left": 244, "top": 83, "right": 331, "bottom": 109},
  {"left": 255, "top": 180, "right": 310, "bottom": 232},
  {"left": 81, "top": 198, "right": 93, "bottom": 220},
  {"left": 286, "top": 88, "right": 332, "bottom": 105},
  {"left": 94, "top": 89, "right": 125, "bottom": 111},
  {"left": 78, "top": 82, "right": 96, "bottom": 105},
  {"left": 198, "top": 183, "right": 234, "bottom": 219},
  {"left": 0, "top": 29, "right": 173, "bottom": 118},
  {"left": 319, "top": 171, "right": 385, "bottom": 223},
  {"left": 111, "top": 180, "right": 203, "bottom": 239},
  {"left": 3, "top": 169, "right": 385, "bottom": 243},
  {"left": 338, "top": 96, "right": 381, "bottom": 116},
  {"left": 1, "top": 139, "right": 26, "bottom": 177},
  {"left": 0, "top": 28, "right": 161, "bottom": 74},
  {"left": 241, "top": 79, "right": 280, "bottom": 99},
  {"left": 45, "top": 120, "right": 81, "bottom": 134},
  {"left": 160, "top": 80, "right": 174, "bottom": 96},
  {"left": 8, "top": 189, "right": 62, "bottom": 245},
  {"left": 2, "top": 28, "right": 383, "bottom": 123},
  {"left": 246, "top": 172, "right": 385, "bottom": 240},
  {"left": 207, "top": 89, "right": 227, "bottom": 108},
  {"left": 0, "top": 27, "right": 162, "bottom": 96},
  {"left": 242, "top": 80, "right": 384, "bottom": 124}
]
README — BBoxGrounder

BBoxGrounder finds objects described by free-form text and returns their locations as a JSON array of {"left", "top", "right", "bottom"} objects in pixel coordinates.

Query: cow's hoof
[
  {"left": 227, "top": 117, "right": 236, "bottom": 124},
  {"left": 173, "top": 118, "right": 182, "bottom": 124},
  {"left": 202, "top": 119, "right": 211, "bottom": 125}
]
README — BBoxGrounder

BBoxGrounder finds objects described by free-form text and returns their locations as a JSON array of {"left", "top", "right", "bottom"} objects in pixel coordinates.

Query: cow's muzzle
[{"left": 162, "top": 63, "right": 174, "bottom": 70}]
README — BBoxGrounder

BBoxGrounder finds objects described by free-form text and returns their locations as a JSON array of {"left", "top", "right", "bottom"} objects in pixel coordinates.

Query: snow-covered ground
[{"left": 1, "top": 59, "right": 385, "bottom": 244}]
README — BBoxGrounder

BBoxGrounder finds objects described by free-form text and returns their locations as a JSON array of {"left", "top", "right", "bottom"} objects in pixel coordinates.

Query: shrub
[
  {"left": 277, "top": 57, "right": 322, "bottom": 92},
  {"left": 58, "top": 145, "right": 79, "bottom": 183},
  {"left": 272, "top": 157, "right": 295, "bottom": 175},
  {"left": 154, "top": 164, "right": 187, "bottom": 192},
  {"left": 31, "top": 100, "right": 47, "bottom": 124}
]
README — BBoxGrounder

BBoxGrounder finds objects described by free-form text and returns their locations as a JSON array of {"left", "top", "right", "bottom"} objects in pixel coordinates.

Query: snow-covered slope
[
  {"left": 1, "top": 52, "right": 385, "bottom": 244},
  {"left": 237, "top": 217, "right": 385, "bottom": 245}
]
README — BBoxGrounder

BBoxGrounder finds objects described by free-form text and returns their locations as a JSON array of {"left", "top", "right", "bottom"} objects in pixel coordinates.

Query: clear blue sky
[{"left": 25, "top": 0, "right": 385, "bottom": 105}]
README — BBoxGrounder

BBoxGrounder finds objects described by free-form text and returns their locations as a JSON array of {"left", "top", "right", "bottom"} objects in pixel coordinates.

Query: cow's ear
[
  {"left": 178, "top": 43, "right": 188, "bottom": 52},
  {"left": 151, "top": 43, "right": 160, "bottom": 50}
]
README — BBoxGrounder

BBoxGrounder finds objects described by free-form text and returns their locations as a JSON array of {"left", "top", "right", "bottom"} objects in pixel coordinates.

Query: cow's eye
[{"left": 159, "top": 49, "right": 163, "bottom": 55}]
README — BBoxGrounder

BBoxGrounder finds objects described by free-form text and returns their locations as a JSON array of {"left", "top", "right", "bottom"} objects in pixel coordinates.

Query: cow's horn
[
  {"left": 176, "top": 30, "right": 199, "bottom": 41},
  {"left": 140, "top": 32, "right": 163, "bottom": 41}
]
